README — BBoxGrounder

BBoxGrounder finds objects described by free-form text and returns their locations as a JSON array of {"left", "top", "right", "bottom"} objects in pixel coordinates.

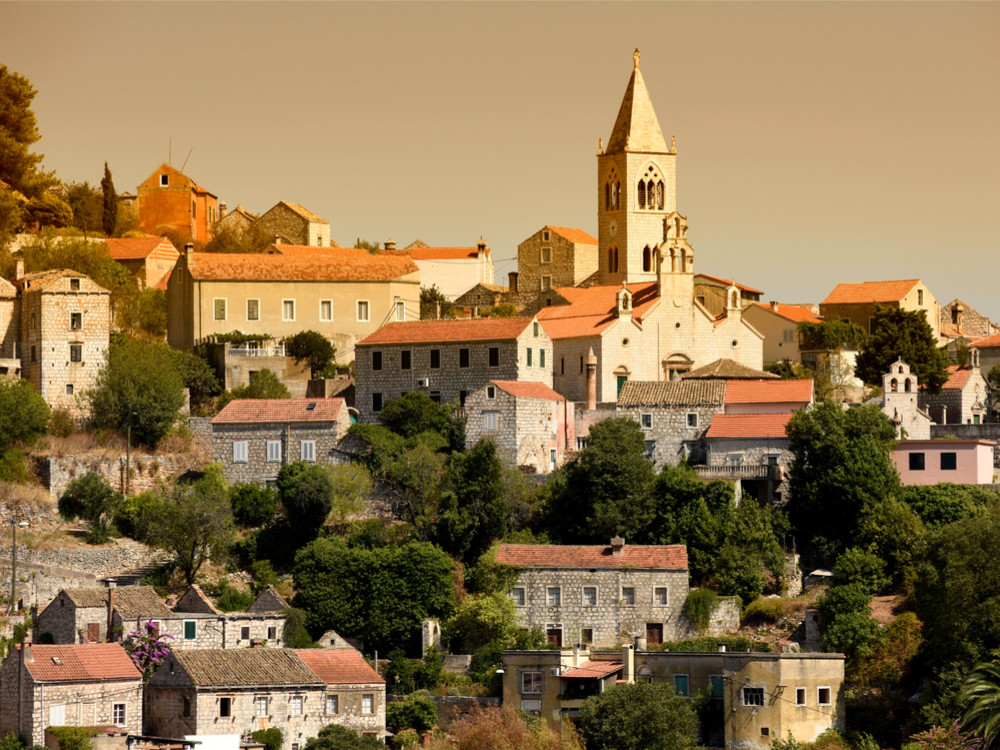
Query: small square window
[
  {"left": 372, "top": 351, "right": 382, "bottom": 371},
  {"left": 487, "top": 386, "right": 496, "bottom": 399},
  {"left": 909, "top": 452, "right": 925, "bottom": 471},
  {"left": 160, "top": 174, "right": 169, "bottom": 186},
  {"left": 583, "top": 586, "right": 597, "bottom": 606},
  {"left": 621, "top": 587, "right": 635, "bottom": 605},
  {"left": 268, "top": 626, "right": 277, "bottom": 640},
  {"left": 326, "top": 695, "right": 339, "bottom": 715},
  {"left": 547, "top": 587, "right": 561, "bottom": 607},
  {"left": 282, "top": 299, "right": 295, "bottom": 321},
  {"left": 401, "top": 350, "right": 412, "bottom": 370},
  {"left": 267, "top": 440, "right": 282, "bottom": 462},
  {"left": 70, "top": 344, "right": 82, "bottom": 362},
  {"left": 69, "top": 278, "right": 81, "bottom": 291},
  {"left": 70, "top": 312, "right": 82, "bottom": 330},
  {"left": 521, "top": 671, "right": 543, "bottom": 694},
  {"left": 184, "top": 621, "right": 196, "bottom": 640},
  {"left": 941, "top": 452, "right": 957, "bottom": 470},
  {"left": 319, "top": 300, "right": 333, "bottom": 322},
  {"left": 233, "top": 441, "right": 248, "bottom": 463},
  {"left": 301, "top": 440, "right": 316, "bottom": 462},
  {"left": 641, "top": 414, "right": 652, "bottom": 428},
  {"left": 818, "top": 687, "right": 831, "bottom": 706},
  {"left": 512, "top": 588, "right": 526, "bottom": 607},
  {"left": 66, "top": 384, "right": 74, "bottom": 396},
  {"left": 687, "top": 413, "right": 698, "bottom": 428},
  {"left": 241, "top": 626, "right": 250, "bottom": 640},
  {"left": 654, "top": 586, "right": 668, "bottom": 606},
  {"left": 373, "top": 393, "right": 383, "bottom": 412},
  {"left": 489, "top": 347, "right": 499, "bottom": 367},
  {"left": 459, "top": 348, "right": 470, "bottom": 368},
  {"left": 357, "top": 300, "right": 370, "bottom": 322},
  {"left": 214, "top": 298, "right": 226, "bottom": 321},
  {"left": 743, "top": 687, "right": 764, "bottom": 706},
  {"left": 247, "top": 299, "right": 260, "bottom": 321},
  {"left": 795, "top": 687, "right": 807, "bottom": 706},
  {"left": 430, "top": 349, "right": 441, "bottom": 369}
]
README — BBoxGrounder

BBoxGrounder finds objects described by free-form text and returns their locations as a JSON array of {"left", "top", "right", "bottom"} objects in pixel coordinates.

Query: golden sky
[{"left": 4, "top": 2, "right": 999, "bottom": 318}]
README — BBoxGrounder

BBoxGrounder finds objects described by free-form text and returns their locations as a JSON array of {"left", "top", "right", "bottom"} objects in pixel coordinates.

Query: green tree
[
  {"left": 64, "top": 181, "right": 102, "bottom": 238},
  {"left": 0, "top": 377, "right": 50, "bottom": 450},
  {"left": 168, "top": 347, "right": 220, "bottom": 407},
  {"left": 284, "top": 330, "right": 337, "bottom": 378},
  {"left": 424, "top": 705, "right": 582, "bottom": 750},
  {"left": 545, "top": 418, "right": 656, "bottom": 543},
  {"left": 304, "top": 725, "right": 383, "bottom": 750},
  {"left": 58, "top": 472, "right": 120, "bottom": 544},
  {"left": 577, "top": 681, "right": 699, "bottom": 750},
  {"left": 101, "top": 162, "right": 117, "bottom": 237},
  {"left": 282, "top": 607, "right": 315, "bottom": 649},
  {"left": 86, "top": 336, "right": 186, "bottom": 448},
  {"left": 0, "top": 191, "right": 25, "bottom": 250},
  {"left": 249, "top": 729, "right": 282, "bottom": 750},
  {"left": 387, "top": 694, "right": 437, "bottom": 735},
  {"left": 326, "top": 463, "right": 373, "bottom": 526},
  {"left": 277, "top": 462, "right": 334, "bottom": 540},
  {"left": 961, "top": 650, "right": 1000, "bottom": 748},
  {"left": 230, "top": 483, "right": 278, "bottom": 527},
  {"left": 116, "top": 287, "right": 168, "bottom": 340},
  {"left": 216, "top": 369, "right": 290, "bottom": 411},
  {"left": 444, "top": 592, "right": 518, "bottom": 652},
  {"left": 833, "top": 547, "right": 889, "bottom": 595},
  {"left": 25, "top": 193, "right": 73, "bottom": 228},
  {"left": 379, "top": 392, "right": 463, "bottom": 450},
  {"left": 419, "top": 284, "right": 456, "bottom": 319},
  {"left": 855, "top": 304, "right": 950, "bottom": 393},
  {"left": 146, "top": 465, "right": 235, "bottom": 584},
  {"left": 900, "top": 483, "right": 998, "bottom": 529},
  {"left": 0, "top": 65, "right": 58, "bottom": 198}
]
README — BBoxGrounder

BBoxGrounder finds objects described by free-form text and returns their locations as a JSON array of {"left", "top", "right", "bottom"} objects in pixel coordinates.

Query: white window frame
[
  {"left": 319, "top": 299, "right": 333, "bottom": 322},
  {"left": 521, "top": 671, "right": 543, "bottom": 695},
  {"left": 213, "top": 298, "right": 227, "bottom": 321},
  {"left": 395, "top": 300, "right": 405, "bottom": 321},
  {"left": 255, "top": 696, "right": 268, "bottom": 716},
  {"left": 247, "top": 299, "right": 260, "bottom": 321},
  {"left": 582, "top": 586, "right": 597, "bottom": 606},
  {"left": 484, "top": 411, "right": 499, "bottom": 431},
  {"left": 653, "top": 586, "right": 668, "bottom": 606},
  {"left": 232, "top": 441, "right": 248, "bottom": 463},
  {"left": 546, "top": 587, "right": 561, "bottom": 607},
  {"left": 641, "top": 413, "right": 652, "bottom": 428},
  {"left": 291, "top": 695, "right": 303, "bottom": 715},
  {"left": 512, "top": 587, "right": 526, "bottom": 607},
  {"left": 540, "top": 246, "right": 552, "bottom": 264},
  {"left": 686, "top": 413, "right": 698, "bottom": 428},
  {"left": 113, "top": 702, "right": 126, "bottom": 725},
  {"left": 795, "top": 687, "right": 807, "bottom": 706},
  {"left": 817, "top": 686, "right": 832, "bottom": 706},
  {"left": 362, "top": 694, "right": 374, "bottom": 714},
  {"left": 621, "top": 586, "right": 636, "bottom": 606},
  {"left": 266, "top": 440, "right": 282, "bottom": 463},
  {"left": 282, "top": 299, "right": 296, "bottom": 322},
  {"left": 301, "top": 440, "right": 316, "bottom": 462},
  {"left": 326, "top": 694, "right": 339, "bottom": 715},
  {"left": 357, "top": 300, "right": 370, "bottom": 322}
]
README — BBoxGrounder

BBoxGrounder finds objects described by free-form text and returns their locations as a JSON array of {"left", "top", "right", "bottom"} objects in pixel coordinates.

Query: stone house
[
  {"left": 385, "top": 238, "right": 494, "bottom": 301},
  {"left": 211, "top": 398, "right": 351, "bottom": 485},
  {"left": 940, "top": 298, "right": 999, "bottom": 343},
  {"left": 105, "top": 237, "right": 180, "bottom": 290},
  {"left": 453, "top": 283, "right": 511, "bottom": 314},
  {"left": 0, "top": 276, "right": 21, "bottom": 375},
  {"left": 502, "top": 644, "right": 845, "bottom": 746},
  {"left": 616, "top": 380, "right": 725, "bottom": 469},
  {"left": 255, "top": 202, "right": 330, "bottom": 248},
  {"left": 703, "top": 413, "right": 793, "bottom": 504},
  {"left": 495, "top": 538, "right": 689, "bottom": 648},
  {"left": 214, "top": 203, "right": 259, "bottom": 237},
  {"left": 0, "top": 643, "right": 143, "bottom": 746},
  {"left": 137, "top": 163, "right": 219, "bottom": 245},
  {"left": 880, "top": 360, "right": 932, "bottom": 439},
  {"left": 819, "top": 279, "right": 941, "bottom": 341},
  {"left": 295, "top": 650, "right": 386, "bottom": 738},
  {"left": 166, "top": 246, "right": 420, "bottom": 361},
  {"left": 920, "top": 358, "right": 989, "bottom": 425},
  {"left": 170, "top": 585, "right": 287, "bottom": 650},
  {"left": 516, "top": 226, "right": 598, "bottom": 304},
  {"left": 464, "top": 380, "right": 574, "bottom": 473},
  {"left": 354, "top": 316, "right": 553, "bottom": 422},
  {"left": 36, "top": 585, "right": 174, "bottom": 645},
  {"left": 692, "top": 274, "right": 763, "bottom": 316},
  {"left": 892, "top": 439, "right": 996, "bottom": 486},
  {"left": 722, "top": 378, "right": 813, "bottom": 415},
  {"left": 743, "top": 302, "right": 823, "bottom": 366}
]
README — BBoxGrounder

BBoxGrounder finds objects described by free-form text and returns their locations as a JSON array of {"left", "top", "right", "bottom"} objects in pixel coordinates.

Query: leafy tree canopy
[
  {"left": 0, "top": 65, "right": 58, "bottom": 198},
  {"left": 216, "top": 369, "right": 290, "bottom": 411},
  {"left": 58, "top": 472, "right": 120, "bottom": 544},
  {"left": 900, "top": 483, "right": 998, "bottom": 529},
  {"left": 63, "top": 181, "right": 102, "bottom": 237},
  {"left": 855, "top": 304, "right": 950, "bottom": 393},
  {"left": 386, "top": 694, "right": 437, "bottom": 735},
  {"left": 379, "top": 392, "right": 464, "bottom": 450},
  {"left": 577, "top": 681, "right": 699, "bottom": 750},
  {"left": 797, "top": 320, "right": 868, "bottom": 351},
  {"left": 0, "top": 377, "right": 49, "bottom": 450},
  {"left": 284, "top": 330, "right": 337, "bottom": 378},
  {"left": 419, "top": 284, "right": 457, "bottom": 319},
  {"left": 24, "top": 193, "right": 73, "bottom": 228},
  {"left": 276, "top": 462, "right": 334, "bottom": 540},
  {"left": 304, "top": 725, "right": 383, "bottom": 750},
  {"left": 230, "top": 482, "right": 278, "bottom": 528}
]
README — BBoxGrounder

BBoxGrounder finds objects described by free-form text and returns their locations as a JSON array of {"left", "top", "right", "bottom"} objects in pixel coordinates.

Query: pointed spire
[{"left": 606, "top": 49, "right": 668, "bottom": 154}]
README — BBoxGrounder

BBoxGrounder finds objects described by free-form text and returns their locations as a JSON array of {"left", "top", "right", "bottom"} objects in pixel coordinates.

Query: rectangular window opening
[{"left": 247, "top": 299, "right": 260, "bottom": 321}]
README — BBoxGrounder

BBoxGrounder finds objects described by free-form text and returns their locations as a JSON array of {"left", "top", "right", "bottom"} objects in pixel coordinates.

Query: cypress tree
[{"left": 101, "top": 161, "right": 117, "bottom": 236}]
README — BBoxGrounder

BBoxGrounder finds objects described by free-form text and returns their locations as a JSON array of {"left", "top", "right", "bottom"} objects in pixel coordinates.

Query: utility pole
[{"left": 9, "top": 518, "right": 16, "bottom": 615}]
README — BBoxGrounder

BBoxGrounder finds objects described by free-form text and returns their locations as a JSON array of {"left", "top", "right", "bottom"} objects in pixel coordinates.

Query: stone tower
[{"left": 596, "top": 49, "right": 678, "bottom": 286}]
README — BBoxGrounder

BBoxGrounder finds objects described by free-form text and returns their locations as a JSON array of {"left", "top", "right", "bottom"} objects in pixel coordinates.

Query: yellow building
[{"left": 820, "top": 279, "right": 941, "bottom": 341}]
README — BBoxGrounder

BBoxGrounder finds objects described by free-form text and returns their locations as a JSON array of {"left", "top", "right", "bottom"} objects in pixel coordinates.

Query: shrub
[
  {"left": 0, "top": 449, "right": 30, "bottom": 483},
  {"left": 818, "top": 583, "right": 872, "bottom": 619},
  {"left": 386, "top": 693, "right": 438, "bottom": 734},
  {"left": 283, "top": 607, "right": 316, "bottom": 648},
  {"left": 682, "top": 588, "right": 718, "bottom": 632},
  {"left": 0, "top": 377, "right": 50, "bottom": 450},
  {"left": 47, "top": 727, "right": 92, "bottom": 750},
  {"left": 230, "top": 482, "right": 278, "bottom": 527},
  {"left": 392, "top": 729, "right": 419, "bottom": 750},
  {"left": 114, "top": 490, "right": 162, "bottom": 541},
  {"left": 48, "top": 408, "right": 75, "bottom": 438},
  {"left": 250, "top": 728, "right": 283, "bottom": 750},
  {"left": 661, "top": 636, "right": 772, "bottom": 653},
  {"left": 833, "top": 547, "right": 890, "bottom": 595},
  {"left": 742, "top": 598, "right": 784, "bottom": 626},
  {"left": 58, "top": 472, "right": 120, "bottom": 544},
  {"left": 215, "top": 579, "right": 253, "bottom": 612}
]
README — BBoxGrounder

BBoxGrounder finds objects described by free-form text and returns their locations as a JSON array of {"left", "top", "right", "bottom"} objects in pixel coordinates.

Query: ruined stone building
[{"left": 256, "top": 201, "right": 331, "bottom": 247}]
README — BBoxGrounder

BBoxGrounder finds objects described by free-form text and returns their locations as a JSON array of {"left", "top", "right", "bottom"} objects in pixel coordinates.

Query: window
[
  {"left": 70, "top": 344, "right": 82, "bottom": 362},
  {"left": 362, "top": 694, "right": 374, "bottom": 714},
  {"left": 160, "top": 174, "right": 169, "bottom": 186},
  {"left": 66, "top": 384, "right": 74, "bottom": 396},
  {"left": 183, "top": 697, "right": 191, "bottom": 717},
  {"left": 301, "top": 440, "right": 316, "bottom": 462},
  {"left": 326, "top": 695, "right": 339, "bottom": 715},
  {"left": 521, "top": 671, "right": 543, "bottom": 694},
  {"left": 69, "top": 278, "right": 81, "bottom": 291},
  {"left": 527, "top": 348, "right": 533, "bottom": 367},
  {"left": 401, "top": 350, "right": 412, "bottom": 370},
  {"left": 241, "top": 626, "right": 250, "bottom": 640},
  {"left": 255, "top": 696, "right": 268, "bottom": 716},
  {"left": 941, "top": 452, "right": 957, "bottom": 470},
  {"left": 560, "top": 357, "right": 564, "bottom": 375},
  {"left": 783, "top": 328, "right": 795, "bottom": 343},
  {"left": 459, "top": 348, "right": 470, "bottom": 368},
  {"left": 547, "top": 587, "right": 561, "bottom": 607},
  {"left": 674, "top": 674, "right": 689, "bottom": 697},
  {"left": 372, "top": 351, "right": 382, "bottom": 371},
  {"left": 654, "top": 586, "right": 668, "bottom": 606},
  {"left": 282, "top": 299, "right": 296, "bottom": 321},
  {"left": 533, "top": 321, "right": 540, "bottom": 337},
  {"left": 918, "top": 289, "right": 924, "bottom": 305},
  {"left": 512, "top": 587, "right": 526, "bottom": 606},
  {"left": 30, "top": 313, "right": 36, "bottom": 330},
  {"left": 49, "top": 704, "right": 66, "bottom": 726},
  {"left": 543, "top": 230, "right": 550, "bottom": 241},
  {"left": 430, "top": 349, "right": 441, "bottom": 368},
  {"left": 247, "top": 299, "right": 260, "bottom": 321},
  {"left": 429, "top": 391, "right": 440, "bottom": 404},
  {"left": 459, "top": 390, "right": 468, "bottom": 406},
  {"left": 641, "top": 414, "right": 652, "bottom": 428},
  {"left": 372, "top": 393, "right": 383, "bottom": 412},
  {"left": 580, "top": 628, "right": 594, "bottom": 646},
  {"left": 268, "top": 626, "right": 277, "bottom": 640},
  {"left": 267, "top": 440, "right": 282, "bottom": 462},
  {"left": 541, "top": 275, "right": 551, "bottom": 290},
  {"left": 583, "top": 586, "right": 597, "bottom": 606},
  {"left": 484, "top": 411, "right": 498, "bottom": 431},
  {"left": 621, "top": 587, "right": 635, "bottom": 605},
  {"left": 687, "top": 413, "right": 698, "bottom": 428},
  {"left": 818, "top": 687, "right": 831, "bottom": 706},
  {"left": 291, "top": 695, "right": 303, "bottom": 715},
  {"left": 113, "top": 703, "right": 126, "bottom": 725},
  {"left": 232, "top": 441, "right": 248, "bottom": 463},
  {"left": 357, "top": 300, "right": 370, "bottom": 322},
  {"left": 909, "top": 452, "right": 925, "bottom": 471},
  {"left": 395, "top": 300, "right": 405, "bottom": 321},
  {"left": 743, "top": 687, "right": 765, "bottom": 706},
  {"left": 709, "top": 675, "right": 725, "bottom": 700},
  {"left": 214, "top": 298, "right": 226, "bottom": 320},
  {"left": 489, "top": 347, "right": 499, "bottom": 367},
  {"left": 645, "top": 440, "right": 656, "bottom": 458},
  {"left": 219, "top": 697, "right": 231, "bottom": 717},
  {"left": 795, "top": 687, "right": 807, "bottom": 706},
  {"left": 319, "top": 300, "right": 333, "bottom": 321},
  {"left": 487, "top": 386, "right": 496, "bottom": 399},
  {"left": 70, "top": 312, "right": 82, "bottom": 330},
  {"left": 184, "top": 621, "right": 196, "bottom": 640},
  {"left": 540, "top": 247, "right": 551, "bottom": 263},
  {"left": 540, "top": 349, "right": 546, "bottom": 368}
]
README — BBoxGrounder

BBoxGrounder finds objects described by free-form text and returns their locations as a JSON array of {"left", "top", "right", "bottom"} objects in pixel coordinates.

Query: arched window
[
  {"left": 731, "top": 290, "right": 738, "bottom": 308},
  {"left": 604, "top": 183, "right": 611, "bottom": 211},
  {"left": 639, "top": 164, "right": 663, "bottom": 210},
  {"left": 642, "top": 246, "right": 652, "bottom": 272},
  {"left": 615, "top": 181, "right": 621, "bottom": 209},
  {"left": 904, "top": 379, "right": 911, "bottom": 393},
  {"left": 614, "top": 247, "right": 620, "bottom": 272},
  {"left": 890, "top": 378, "right": 898, "bottom": 392},
  {"left": 656, "top": 181, "right": 665, "bottom": 209},
  {"left": 608, "top": 247, "right": 614, "bottom": 272},
  {"left": 637, "top": 181, "right": 646, "bottom": 209},
  {"left": 678, "top": 248, "right": 686, "bottom": 273}
]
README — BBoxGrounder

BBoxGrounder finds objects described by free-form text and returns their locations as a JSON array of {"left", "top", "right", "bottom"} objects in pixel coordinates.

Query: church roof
[
  {"left": 682, "top": 359, "right": 779, "bottom": 380},
  {"left": 606, "top": 50, "right": 669, "bottom": 154},
  {"left": 534, "top": 282, "right": 659, "bottom": 339}
]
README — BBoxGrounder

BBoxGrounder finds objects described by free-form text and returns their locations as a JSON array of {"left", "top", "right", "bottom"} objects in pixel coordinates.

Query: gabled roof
[
  {"left": 560, "top": 660, "right": 624, "bottom": 679},
  {"left": 534, "top": 283, "right": 659, "bottom": 339},
  {"left": 491, "top": 380, "right": 566, "bottom": 402},
  {"left": 705, "top": 413, "right": 791, "bottom": 439},
  {"left": 295, "top": 649, "right": 384, "bottom": 685},
  {"left": 822, "top": 280, "right": 921, "bottom": 306},
  {"left": 106, "top": 237, "right": 179, "bottom": 261},
  {"left": 212, "top": 398, "right": 345, "bottom": 425},
  {"left": 682, "top": 359, "right": 778, "bottom": 380},
  {"left": 271, "top": 201, "right": 327, "bottom": 224},
  {"left": 248, "top": 585, "right": 290, "bottom": 613},
  {"left": 973, "top": 332, "right": 1000, "bottom": 349},
  {"left": 19, "top": 643, "right": 142, "bottom": 683},
  {"left": 496, "top": 543, "right": 687, "bottom": 570},
  {"left": 62, "top": 586, "right": 173, "bottom": 618},
  {"left": 942, "top": 365, "right": 975, "bottom": 390},
  {"left": 18, "top": 269, "right": 108, "bottom": 294},
  {"left": 752, "top": 302, "right": 822, "bottom": 324},
  {"left": 357, "top": 317, "right": 533, "bottom": 346},
  {"left": 617, "top": 380, "right": 726, "bottom": 408},
  {"left": 606, "top": 52, "right": 669, "bottom": 154},
  {"left": 141, "top": 163, "right": 216, "bottom": 197},
  {"left": 185, "top": 249, "right": 417, "bottom": 282},
  {"left": 724, "top": 379, "right": 813, "bottom": 404},
  {"left": 392, "top": 246, "right": 487, "bottom": 261},
  {"left": 163, "top": 649, "right": 323, "bottom": 687},
  {"left": 546, "top": 226, "right": 597, "bottom": 245},
  {"left": 694, "top": 274, "right": 764, "bottom": 296}
]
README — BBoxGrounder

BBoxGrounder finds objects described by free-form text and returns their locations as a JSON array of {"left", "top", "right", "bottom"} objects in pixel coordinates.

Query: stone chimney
[
  {"left": 15, "top": 259, "right": 23, "bottom": 279},
  {"left": 610, "top": 536, "right": 625, "bottom": 556},
  {"left": 477, "top": 236, "right": 487, "bottom": 257},
  {"left": 718, "top": 644, "right": 727, "bottom": 653},
  {"left": 106, "top": 582, "right": 116, "bottom": 642},
  {"left": 621, "top": 643, "right": 635, "bottom": 683},
  {"left": 384, "top": 238, "right": 396, "bottom": 251},
  {"left": 218, "top": 201, "right": 227, "bottom": 220},
  {"left": 585, "top": 348, "right": 597, "bottom": 411},
  {"left": 508, "top": 271, "right": 518, "bottom": 294},
  {"left": 771, "top": 301, "right": 779, "bottom": 312},
  {"left": 184, "top": 243, "right": 194, "bottom": 266}
]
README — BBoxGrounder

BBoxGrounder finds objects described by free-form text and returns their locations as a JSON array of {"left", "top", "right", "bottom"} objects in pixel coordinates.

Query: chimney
[
  {"left": 106, "top": 582, "right": 116, "bottom": 642},
  {"left": 634, "top": 636, "right": 647, "bottom": 652},
  {"left": 274, "top": 234, "right": 281, "bottom": 247},
  {"left": 585, "top": 348, "right": 597, "bottom": 411},
  {"left": 477, "top": 236, "right": 487, "bottom": 258},
  {"left": 610, "top": 536, "right": 625, "bottom": 556},
  {"left": 184, "top": 243, "right": 194, "bottom": 266},
  {"left": 384, "top": 238, "right": 396, "bottom": 251},
  {"left": 15, "top": 259, "right": 24, "bottom": 279},
  {"left": 621, "top": 643, "right": 635, "bottom": 684},
  {"left": 508, "top": 271, "right": 519, "bottom": 294},
  {"left": 218, "top": 201, "right": 227, "bottom": 219},
  {"left": 771, "top": 301, "right": 779, "bottom": 312}
]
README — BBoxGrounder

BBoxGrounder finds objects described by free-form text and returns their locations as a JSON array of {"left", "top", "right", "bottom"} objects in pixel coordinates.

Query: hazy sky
[{"left": 4, "top": 2, "right": 999, "bottom": 319}]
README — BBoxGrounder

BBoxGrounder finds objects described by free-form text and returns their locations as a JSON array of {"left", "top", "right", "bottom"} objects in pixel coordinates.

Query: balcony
[
  {"left": 228, "top": 345, "right": 286, "bottom": 358},
  {"left": 695, "top": 464, "right": 784, "bottom": 481}
]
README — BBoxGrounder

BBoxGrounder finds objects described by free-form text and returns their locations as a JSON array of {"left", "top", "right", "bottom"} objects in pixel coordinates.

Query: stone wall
[
  {"left": 42, "top": 453, "right": 204, "bottom": 499},
  {"left": 672, "top": 596, "right": 741, "bottom": 640},
  {"left": 212, "top": 420, "right": 348, "bottom": 485},
  {"left": 930, "top": 424, "right": 1000, "bottom": 466},
  {"left": 619, "top": 404, "right": 721, "bottom": 469},
  {"left": 921, "top": 368, "right": 989, "bottom": 425},
  {"left": 516, "top": 229, "right": 597, "bottom": 306}
]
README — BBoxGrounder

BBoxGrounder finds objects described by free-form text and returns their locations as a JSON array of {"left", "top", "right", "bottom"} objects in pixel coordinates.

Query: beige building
[
  {"left": 693, "top": 274, "right": 763, "bottom": 316},
  {"left": 516, "top": 226, "right": 598, "bottom": 303},
  {"left": 386, "top": 238, "right": 494, "bottom": 301},
  {"left": 166, "top": 247, "right": 420, "bottom": 361},
  {"left": 820, "top": 279, "right": 941, "bottom": 341},
  {"left": 743, "top": 302, "right": 823, "bottom": 366},
  {"left": 256, "top": 201, "right": 331, "bottom": 247},
  {"left": 105, "top": 236, "right": 180, "bottom": 289},
  {"left": 502, "top": 644, "right": 845, "bottom": 746}
]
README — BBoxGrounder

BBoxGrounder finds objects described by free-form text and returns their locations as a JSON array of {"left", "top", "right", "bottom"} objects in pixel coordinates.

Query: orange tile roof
[
  {"left": 358, "top": 317, "right": 533, "bottom": 346},
  {"left": 753, "top": 302, "right": 822, "bottom": 324},
  {"left": 547, "top": 226, "right": 597, "bottom": 245},
  {"left": 822, "top": 279, "right": 920, "bottom": 305},
  {"left": 535, "top": 283, "right": 659, "bottom": 339},
  {"left": 212, "top": 398, "right": 345, "bottom": 424},
  {"left": 973, "top": 333, "right": 1000, "bottom": 349},
  {"left": 705, "top": 413, "right": 792, "bottom": 439},
  {"left": 492, "top": 380, "right": 566, "bottom": 402},
  {"left": 296, "top": 649, "right": 385, "bottom": 685},
  {"left": 20, "top": 643, "right": 142, "bottom": 683},
  {"left": 187, "top": 250, "right": 417, "bottom": 282},
  {"left": 695, "top": 273, "right": 764, "bottom": 295},
  {"left": 560, "top": 660, "right": 624, "bottom": 679},
  {"left": 942, "top": 365, "right": 973, "bottom": 390},
  {"left": 106, "top": 237, "right": 179, "bottom": 261},
  {"left": 390, "top": 247, "right": 487, "bottom": 261},
  {"left": 724, "top": 379, "right": 813, "bottom": 404},
  {"left": 496, "top": 543, "right": 687, "bottom": 570}
]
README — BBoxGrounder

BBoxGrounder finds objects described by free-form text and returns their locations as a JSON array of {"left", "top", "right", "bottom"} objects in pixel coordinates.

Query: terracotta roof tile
[
  {"left": 20, "top": 643, "right": 142, "bottom": 683},
  {"left": 395, "top": 247, "right": 487, "bottom": 261},
  {"left": 357, "top": 317, "right": 533, "bottom": 346},
  {"left": 165, "top": 649, "right": 323, "bottom": 687},
  {"left": 187, "top": 250, "right": 417, "bottom": 282},
  {"left": 617, "top": 380, "right": 726, "bottom": 408},
  {"left": 212, "top": 398, "right": 344, "bottom": 425},
  {"left": 105, "top": 237, "right": 179, "bottom": 261},
  {"left": 296, "top": 649, "right": 384, "bottom": 685},
  {"left": 973, "top": 333, "right": 1000, "bottom": 349},
  {"left": 822, "top": 280, "right": 921, "bottom": 305},
  {"left": 705, "top": 413, "right": 791, "bottom": 439},
  {"left": 942, "top": 365, "right": 973, "bottom": 390},
  {"left": 752, "top": 302, "right": 822, "bottom": 324},
  {"left": 560, "top": 660, "right": 623, "bottom": 679},
  {"left": 535, "top": 283, "right": 659, "bottom": 339},
  {"left": 724, "top": 380, "right": 813, "bottom": 404},
  {"left": 694, "top": 273, "right": 764, "bottom": 295},
  {"left": 496, "top": 543, "right": 687, "bottom": 570},
  {"left": 682, "top": 359, "right": 778, "bottom": 380},
  {"left": 492, "top": 380, "right": 566, "bottom": 401},
  {"left": 546, "top": 226, "right": 597, "bottom": 245}
]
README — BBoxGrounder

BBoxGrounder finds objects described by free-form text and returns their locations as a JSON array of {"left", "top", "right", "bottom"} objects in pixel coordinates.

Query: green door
[{"left": 617, "top": 375, "right": 627, "bottom": 397}]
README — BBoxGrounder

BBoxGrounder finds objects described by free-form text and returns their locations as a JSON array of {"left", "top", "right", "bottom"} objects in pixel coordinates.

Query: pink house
[{"left": 892, "top": 439, "right": 996, "bottom": 485}]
